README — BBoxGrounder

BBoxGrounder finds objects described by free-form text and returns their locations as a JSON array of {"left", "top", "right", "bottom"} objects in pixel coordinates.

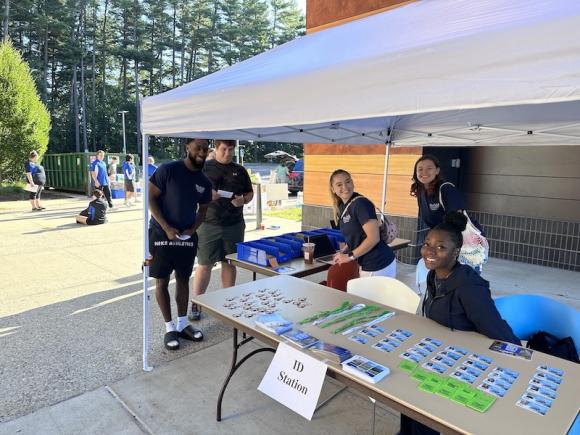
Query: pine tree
[
  {"left": 2, "top": 0, "right": 305, "bottom": 155},
  {"left": 0, "top": 41, "right": 51, "bottom": 182}
]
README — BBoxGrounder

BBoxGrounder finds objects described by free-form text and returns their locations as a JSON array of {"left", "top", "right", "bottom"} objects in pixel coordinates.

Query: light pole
[{"left": 118, "top": 110, "right": 128, "bottom": 155}]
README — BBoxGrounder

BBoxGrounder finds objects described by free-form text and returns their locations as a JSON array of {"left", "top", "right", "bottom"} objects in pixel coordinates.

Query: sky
[{"left": 297, "top": 0, "right": 306, "bottom": 14}]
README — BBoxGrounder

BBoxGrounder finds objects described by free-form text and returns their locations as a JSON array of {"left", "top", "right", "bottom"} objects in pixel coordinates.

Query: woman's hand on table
[{"left": 333, "top": 252, "right": 353, "bottom": 264}]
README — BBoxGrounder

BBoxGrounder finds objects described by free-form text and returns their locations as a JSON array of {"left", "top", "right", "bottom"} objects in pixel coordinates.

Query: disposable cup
[{"left": 302, "top": 242, "right": 315, "bottom": 264}]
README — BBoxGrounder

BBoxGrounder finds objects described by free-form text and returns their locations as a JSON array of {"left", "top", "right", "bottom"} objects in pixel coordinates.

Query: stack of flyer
[
  {"left": 255, "top": 313, "right": 293, "bottom": 335},
  {"left": 281, "top": 329, "right": 320, "bottom": 349},
  {"left": 309, "top": 342, "right": 352, "bottom": 364},
  {"left": 341, "top": 355, "right": 390, "bottom": 384}
]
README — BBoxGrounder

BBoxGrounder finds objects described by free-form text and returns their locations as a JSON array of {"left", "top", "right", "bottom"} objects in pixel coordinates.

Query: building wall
[
  {"left": 460, "top": 146, "right": 580, "bottom": 221},
  {"left": 302, "top": 0, "right": 580, "bottom": 270},
  {"left": 307, "top": 0, "right": 416, "bottom": 32},
  {"left": 303, "top": 144, "right": 420, "bottom": 216},
  {"left": 460, "top": 146, "right": 580, "bottom": 271}
]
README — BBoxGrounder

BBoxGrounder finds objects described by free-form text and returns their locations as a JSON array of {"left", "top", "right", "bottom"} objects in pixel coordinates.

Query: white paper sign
[{"left": 258, "top": 342, "right": 327, "bottom": 420}]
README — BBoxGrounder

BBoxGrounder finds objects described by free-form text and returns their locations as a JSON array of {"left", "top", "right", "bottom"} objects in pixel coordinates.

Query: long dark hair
[{"left": 410, "top": 154, "right": 444, "bottom": 197}]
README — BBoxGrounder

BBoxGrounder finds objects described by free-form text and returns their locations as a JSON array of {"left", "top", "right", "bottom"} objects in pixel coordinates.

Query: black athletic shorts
[{"left": 148, "top": 228, "right": 198, "bottom": 279}]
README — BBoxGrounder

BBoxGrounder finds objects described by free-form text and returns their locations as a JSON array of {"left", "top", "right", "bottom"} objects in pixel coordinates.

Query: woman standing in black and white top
[{"left": 329, "top": 169, "right": 396, "bottom": 277}]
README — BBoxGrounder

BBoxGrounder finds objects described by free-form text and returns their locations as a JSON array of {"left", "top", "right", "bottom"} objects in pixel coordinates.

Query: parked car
[{"left": 288, "top": 158, "right": 303, "bottom": 193}]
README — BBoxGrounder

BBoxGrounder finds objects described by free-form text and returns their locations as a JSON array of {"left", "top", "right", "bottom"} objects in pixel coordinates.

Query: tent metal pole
[
  {"left": 380, "top": 142, "right": 391, "bottom": 213},
  {"left": 142, "top": 134, "right": 153, "bottom": 372}
]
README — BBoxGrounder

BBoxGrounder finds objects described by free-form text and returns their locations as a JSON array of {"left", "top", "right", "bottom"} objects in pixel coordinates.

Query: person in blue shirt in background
[
  {"left": 90, "top": 150, "right": 113, "bottom": 208},
  {"left": 123, "top": 154, "right": 136, "bottom": 207},
  {"left": 147, "top": 156, "right": 158, "bottom": 178},
  {"left": 24, "top": 150, "right": 46, "bottom": 211}
]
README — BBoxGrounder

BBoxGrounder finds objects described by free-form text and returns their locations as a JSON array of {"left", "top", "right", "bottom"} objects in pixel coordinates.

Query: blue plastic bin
[
  {"left": 237, "top": 241, "right": 293, "bottom": 266},
  {"left": 111, "top": 189, "right": 124, "bottom": 199},
  {"left": 258, "top": 239, "right": 299, "bottom": 259},
  {"left": 268, "top": 237, "right": 302, "bottom": 257}
]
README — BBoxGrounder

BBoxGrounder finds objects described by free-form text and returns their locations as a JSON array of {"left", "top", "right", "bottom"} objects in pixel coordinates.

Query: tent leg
[
  {"left": 380, "top": 142, "right": 392, "bottom": 213},
  {"left": 142, "top": 134, "right": 153, "bottom": 372}
]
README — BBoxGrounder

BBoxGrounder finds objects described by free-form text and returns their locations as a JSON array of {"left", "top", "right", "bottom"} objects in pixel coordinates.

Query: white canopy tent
[{"left": 139, "top": 0, "right": 580, "bottom": 370}]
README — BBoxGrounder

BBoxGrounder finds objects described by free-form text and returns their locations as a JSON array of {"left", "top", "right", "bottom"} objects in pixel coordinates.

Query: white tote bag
[
  {"left": 439, "top": 183, "right": 489, "bottom": 269},
  {"left": 458, "top": 211, "right": 489, "bottom": 269},
  {"left": 24, "top": 183, "right": 38, "bottom": 193}
]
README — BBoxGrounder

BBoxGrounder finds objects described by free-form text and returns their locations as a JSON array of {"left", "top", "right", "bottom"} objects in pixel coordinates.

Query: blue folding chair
[{"left": 495, "top": 294, "right": 580, "bottom": 355}]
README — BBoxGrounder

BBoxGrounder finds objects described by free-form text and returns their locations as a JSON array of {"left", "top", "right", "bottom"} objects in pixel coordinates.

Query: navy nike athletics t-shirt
[{"left": 149, "top": 161, "right": 212, "bottom": 233}]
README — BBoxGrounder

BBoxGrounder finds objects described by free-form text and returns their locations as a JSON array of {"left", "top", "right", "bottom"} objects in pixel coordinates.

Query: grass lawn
[
  {"left": 0, "top": 182, "right": 27, "bottom": 201},
  {"left": 263, "top": 207, "right": 302, "bottom": 221}
]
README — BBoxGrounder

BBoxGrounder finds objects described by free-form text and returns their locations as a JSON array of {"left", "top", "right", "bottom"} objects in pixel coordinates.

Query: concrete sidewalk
[{"left": 0, "top": 338, "right": 401, "bottom": 435}]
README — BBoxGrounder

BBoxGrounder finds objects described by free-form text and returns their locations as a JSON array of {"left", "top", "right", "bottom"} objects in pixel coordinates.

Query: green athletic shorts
[{"left": 196, "top": 221, "right": 245, "bottom": 265}]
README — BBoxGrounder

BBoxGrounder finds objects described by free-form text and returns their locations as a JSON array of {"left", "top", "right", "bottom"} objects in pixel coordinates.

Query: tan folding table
[
  {"left": 194, "top": 275, "right": 580, "bottom": 434},
  {"left": 226, "top": 237, "right": 411, "bottom": 280}
]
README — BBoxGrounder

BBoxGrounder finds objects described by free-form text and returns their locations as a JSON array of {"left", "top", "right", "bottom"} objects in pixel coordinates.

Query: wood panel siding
[
  {"left": 306, "top": 0, "right": 416, "bottom": 33},
  {"left": 304, "top": 144, "right": 422, "bottom": 156},
  {"left": 303, "top": 150, "right": 419, "bottom": 217},
  {"left": 305, "top": 154, "right": 386, "bottom": 174},
  {"left": 304, "top": 143, "right": 386, "bottom": 155},
  {"left": 305, "top": 154, "right": 418, "bottom": 176}
]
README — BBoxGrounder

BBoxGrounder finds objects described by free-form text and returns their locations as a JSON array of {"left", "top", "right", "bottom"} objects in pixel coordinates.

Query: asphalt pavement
[{"left": 0, "top": 192, "right": 302, "bottom": 424}]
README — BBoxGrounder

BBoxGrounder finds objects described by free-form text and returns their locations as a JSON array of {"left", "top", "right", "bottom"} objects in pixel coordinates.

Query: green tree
[
  {"left": 0, "top": 41, "right": 51, "bottom": 182},
  {"left": 2, "top": 1, "right": 304, "bottom": 156}
]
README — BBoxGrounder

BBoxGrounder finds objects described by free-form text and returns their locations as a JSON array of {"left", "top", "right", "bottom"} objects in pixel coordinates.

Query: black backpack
[{"left": 526, "top": 331, "right": 580, "bottom": 364}]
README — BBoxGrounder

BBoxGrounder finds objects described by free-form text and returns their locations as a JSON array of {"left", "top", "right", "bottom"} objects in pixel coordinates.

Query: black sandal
[
  {"left": 164, "top": 331, "right": 180, "bottom": 351},
  {"left": 178, "top": 325, "right": 204, "bottom": 342}
]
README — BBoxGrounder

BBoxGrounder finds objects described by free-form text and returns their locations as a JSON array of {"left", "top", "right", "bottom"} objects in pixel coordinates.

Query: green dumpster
[{"left": 43, "top": 152, "right": 141, "bottom": 194}]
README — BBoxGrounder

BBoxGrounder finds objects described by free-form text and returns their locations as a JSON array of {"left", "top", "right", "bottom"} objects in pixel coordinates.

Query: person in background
[
  {"left": 190, "top": 139, "right": 254, "bottom": 321},
  {"left": 148, "top": 138, "right": 212, "bottom": 351},
  {"left": 91, "top": 150, "right": 114, "bottom": 208},
  {"left": 24, "top": 150, "right": 46, "bottom": 211},
  {"left": 410, "top": 154, "right": 474, "bottom": 230},
  {"left": 76, "top": 189, "right": 108, "bottom": 225},
  {"left": 400, "top": 211, "right": 519, "bottom": 435},
  {"left": 123, "top": 154, "right": 136, "bottom": 206},
  {"left": 329, "top": 169, "right": 396, "bottom": 277},
  {"left": 108, "top": 156, "right": 119, "bottom": 183},
  {"left": 147, "top": 156, "right": 158, "bottom": 178},
  {"left": 275, "top": 161, "right": 289, "bottom": 184}
]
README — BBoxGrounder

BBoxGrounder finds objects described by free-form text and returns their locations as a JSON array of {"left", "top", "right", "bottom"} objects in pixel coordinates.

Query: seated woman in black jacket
[{"left": 400, "top": 211, "right": 519, "bottom": 435}]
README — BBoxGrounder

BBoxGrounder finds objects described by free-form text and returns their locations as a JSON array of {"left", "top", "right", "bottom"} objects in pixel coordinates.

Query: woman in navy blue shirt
[
  {"left": 410, "top": 155, "right": 466, "bottom": 229},
  {"left": 329, "top": 169, "right": 396, "bottom": 277}
]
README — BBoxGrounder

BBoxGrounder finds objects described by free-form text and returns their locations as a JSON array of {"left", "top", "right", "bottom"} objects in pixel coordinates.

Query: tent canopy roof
[{"left": 141, "top": 0, "right": 580, "bottom": 146}]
